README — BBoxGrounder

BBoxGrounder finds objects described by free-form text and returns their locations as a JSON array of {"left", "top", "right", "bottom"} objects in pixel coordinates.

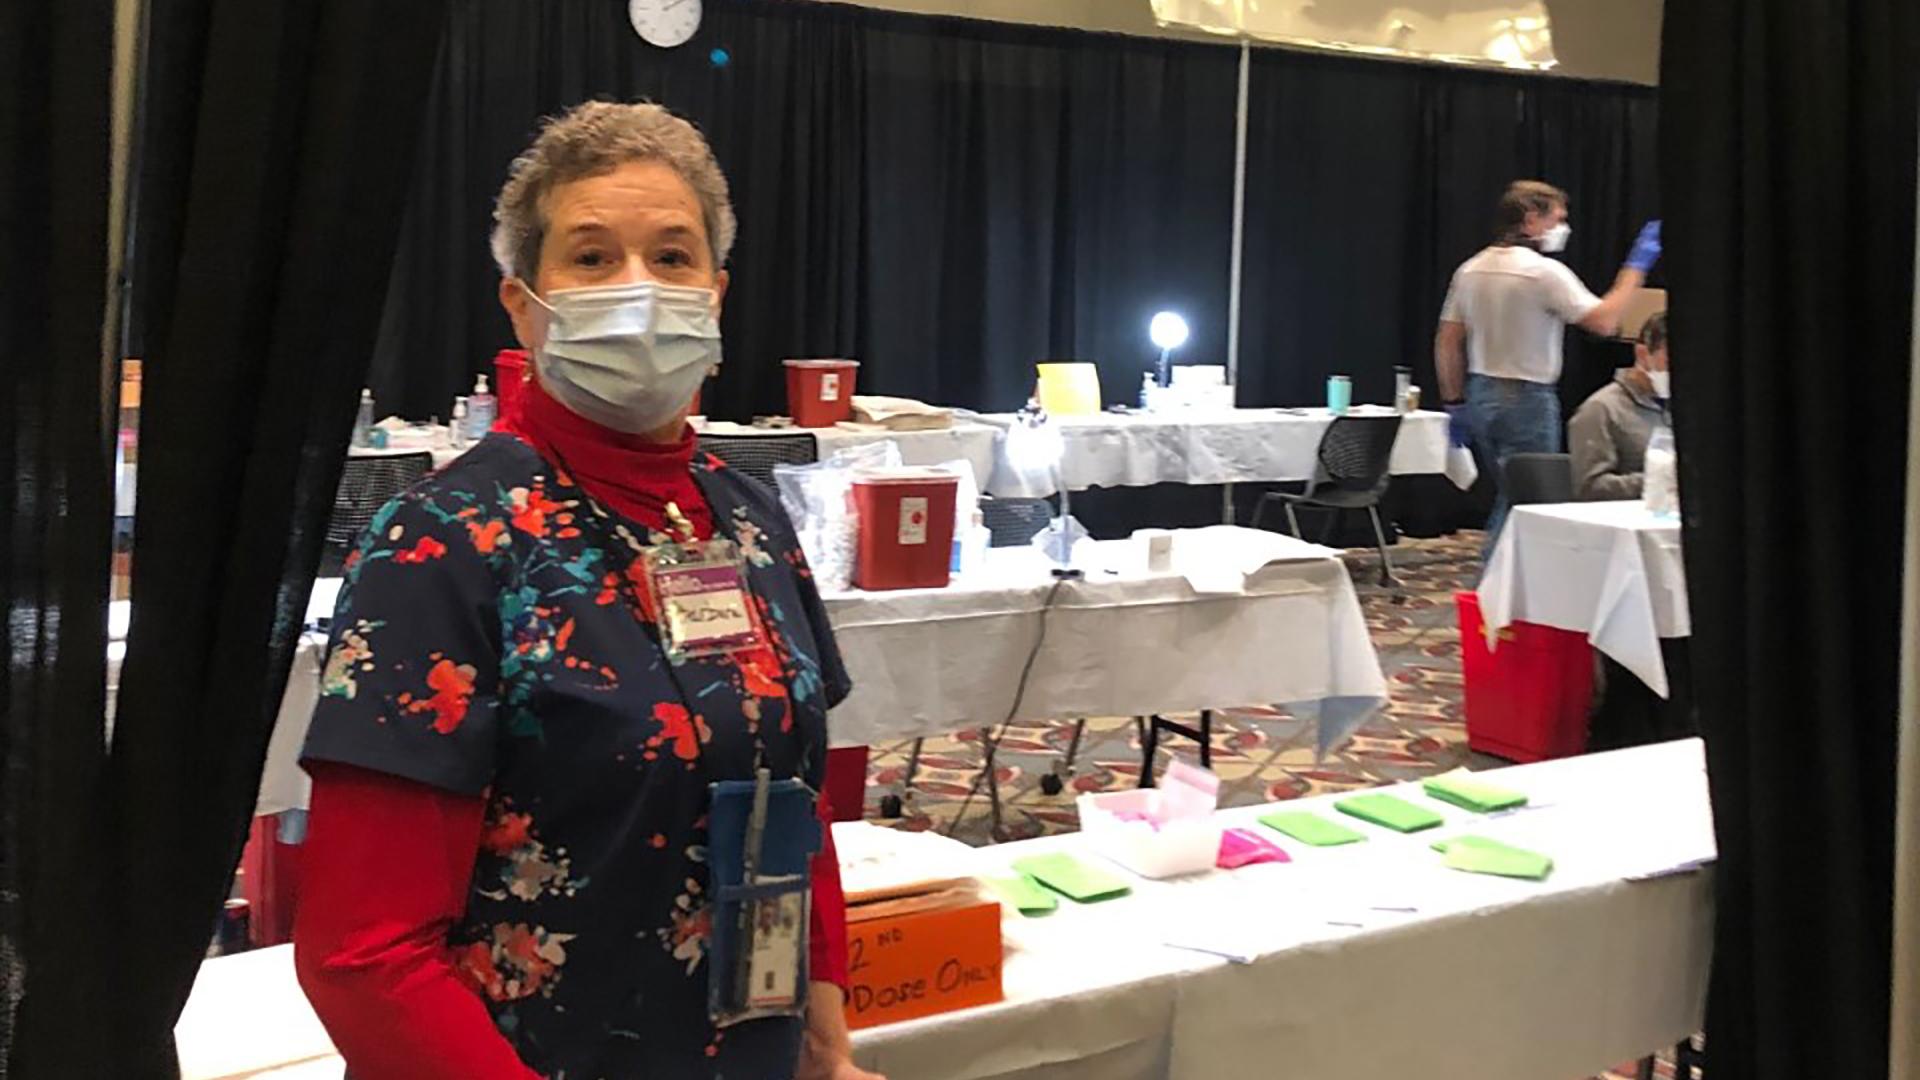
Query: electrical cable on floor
[{"left": 943, "top": 576, "right": 1070, "bottom": 839}]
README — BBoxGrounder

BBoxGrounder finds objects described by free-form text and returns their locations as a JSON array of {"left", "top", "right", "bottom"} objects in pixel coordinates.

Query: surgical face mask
[
  {"left": 521, "top": 280, "right": 721, "bottom": 434},
  {"left": 1648, "top": 369, "right": 1671, "bottom": 399},
  {"left": 1539, "top": 222, "right": 1572, "bottom": 253}
]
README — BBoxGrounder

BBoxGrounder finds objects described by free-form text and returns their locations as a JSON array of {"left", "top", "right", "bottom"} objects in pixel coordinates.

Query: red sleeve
[
  {"left": 808, "top": 793, "right": 849, "bottom": 991},
  {"left": 294, "top": 763, "right": 540, "bottom": 1080}
]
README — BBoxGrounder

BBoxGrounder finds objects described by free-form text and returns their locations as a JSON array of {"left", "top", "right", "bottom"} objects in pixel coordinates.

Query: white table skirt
[
  {"left": 250, "top": 528, "right": 1386, "bottom": 816},
  {"left": 1478, "top": 501, "right": 1690, "bottom": 698},
  {"left": 175, "top": 740, "right": 1714, "bottom": 1080},
  {"left": 853, "top": 738, "right": 1714, "bottom": 1080},
  {"left": 979, "top": 407, "right": 1477, "bottom": 495},
  {"left": 695, "top": 419, "right": 1003, "bottom": 489},
  {"left": 822, "top": 527, "right": 1388, "bottom": 753}
]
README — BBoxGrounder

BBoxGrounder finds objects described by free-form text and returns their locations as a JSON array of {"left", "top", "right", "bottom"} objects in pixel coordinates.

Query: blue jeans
[{"left": 1468, "top": 374, "right": 1562, "bottom": 563}]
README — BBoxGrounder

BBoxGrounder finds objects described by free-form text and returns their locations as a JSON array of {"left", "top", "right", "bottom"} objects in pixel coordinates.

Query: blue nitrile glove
[
  {"left": 1625, "top": 220, "right": 1662, "bottom": 272},
  {"left": 1445, "top": 403, "right": 1472, "bottom": 448}
]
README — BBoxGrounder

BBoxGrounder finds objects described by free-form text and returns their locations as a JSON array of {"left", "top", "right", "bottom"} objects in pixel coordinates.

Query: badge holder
[
  {"left": 708, "top": 767, "right": 822, "bottom": 1027},
  {"left": 639, "top": 503, "right": 769, "bottom": 660}
]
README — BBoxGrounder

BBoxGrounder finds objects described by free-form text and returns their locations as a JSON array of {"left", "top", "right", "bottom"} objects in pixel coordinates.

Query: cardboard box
[
  {"left": 1617, "top": 287, "right": 1668, "bottom": 341},
  {"left": 842, "top": 890, "right": 1003, "bottom": 1030}
]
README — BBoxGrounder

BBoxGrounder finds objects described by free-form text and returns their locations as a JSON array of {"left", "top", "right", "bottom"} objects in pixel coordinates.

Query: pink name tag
[{"left": 653, "top": 560, "right": 765, "bottom": 655}]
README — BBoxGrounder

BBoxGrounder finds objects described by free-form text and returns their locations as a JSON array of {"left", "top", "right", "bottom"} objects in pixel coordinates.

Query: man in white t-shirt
[{"left": 1434, "top": 180, "right": 1662, "bottom": 559}]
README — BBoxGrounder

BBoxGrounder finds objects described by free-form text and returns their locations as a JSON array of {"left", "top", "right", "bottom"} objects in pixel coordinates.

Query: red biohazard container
[
  {"left": 1456, "top": 591, "right": 1594, "bottom": 763},
  {"left": 784, "top": 359, "right": 860, "bottom": 428},
  {"left": 824, "top": 746, "right": 869, "bottom": 822},
  {"left": 493, "top": 349, "right": 529, "bottom": 429},
  {"left": 851, "top": 468, "right": 959, "bottom": 590}
]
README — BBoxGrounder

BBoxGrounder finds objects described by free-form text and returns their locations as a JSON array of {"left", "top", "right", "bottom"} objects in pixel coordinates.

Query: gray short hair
[{"left": 489, "top": 100, "right": 737, "bottom": 280}]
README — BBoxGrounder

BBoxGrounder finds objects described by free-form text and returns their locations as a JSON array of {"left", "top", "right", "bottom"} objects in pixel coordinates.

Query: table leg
[
  {"left": 1138, "top": 716, "right": 1158, "bottom": 788},
  {"left": 1221, "top": 482, "right": 1236, "bottom": 524}
]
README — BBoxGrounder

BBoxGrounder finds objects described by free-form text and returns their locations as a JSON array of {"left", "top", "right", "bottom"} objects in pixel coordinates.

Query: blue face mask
[{"left": 523, "top": 280, "right": 722, "bottom": 433}]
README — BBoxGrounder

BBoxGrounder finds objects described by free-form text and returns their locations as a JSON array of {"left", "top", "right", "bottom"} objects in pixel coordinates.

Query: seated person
[{"left": 1569, "top": 311, "right": 1669, "bottom": 500}]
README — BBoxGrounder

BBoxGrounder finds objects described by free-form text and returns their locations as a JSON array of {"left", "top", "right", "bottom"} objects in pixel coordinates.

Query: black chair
[
  {"left": 321, "top": 452, "right": 435, "bottom": 576},
  {"left": 1503, "top": 452, "right": 1573, "bottom": 506},
  {"left": 979, "top": 495, "right": 1053, "bottom": 547},
  {"left": 1252, "top": 414, "right": 1403, "bottom": 586},
  {"left": 695, "top": 431, "right": 819, "bottom": 489}
]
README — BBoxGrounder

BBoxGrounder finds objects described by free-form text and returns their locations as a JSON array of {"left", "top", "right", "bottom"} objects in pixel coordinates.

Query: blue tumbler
[{"left": 1326, "top": 375, "right": 1352, "bottom": 416}]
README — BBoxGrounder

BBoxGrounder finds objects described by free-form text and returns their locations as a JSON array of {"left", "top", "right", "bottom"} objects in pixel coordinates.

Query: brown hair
[
  {"left": 1493, "top": 180, "right": 1567, "bottom": 245},
  {"left": 490, "top": 100, "right": 737, "bottom": 280},
  {"left": 1639, "top": 310, "right": 1668, "bottom": 353}
]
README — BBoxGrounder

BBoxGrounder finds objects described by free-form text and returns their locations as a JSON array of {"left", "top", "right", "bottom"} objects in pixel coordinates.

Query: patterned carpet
[{"left": 852, "top": 530, "right": 1701, "bottom": 1080}]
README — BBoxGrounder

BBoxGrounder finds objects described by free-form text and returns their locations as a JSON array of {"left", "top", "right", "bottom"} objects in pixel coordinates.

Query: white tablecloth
[
  {"left": 823, "top": 527, "right": 1388, "bottom": 754},
  {"left": 175, "top": 739, "right": 1715, "bottom": 1080},
  {"left": 695, "top": 419, "right": 1002, "bottom": 489},
  {"left": 1478, "top": 501, "right": 1690, "bottom": 698},
  {"left": 979, "top": 407, "right": 1476, "bottom": 495},
  {"left": 853, "top": 738, "right": 1715, "bottom": 1080}
]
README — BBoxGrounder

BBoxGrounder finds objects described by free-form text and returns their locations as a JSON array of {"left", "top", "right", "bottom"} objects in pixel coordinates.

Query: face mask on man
[
  {"left": 1539, "top": 222, "right": 1572, "bottom": 253},
  {"left": 1648, "top": 369, "right": 1671, "bottom": 399},
  {"left": 519, "top": 280, "right": 721, "bottom": 433}
]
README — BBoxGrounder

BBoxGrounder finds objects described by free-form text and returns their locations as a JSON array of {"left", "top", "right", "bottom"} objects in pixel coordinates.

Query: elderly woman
[{"left": 294, "top": 101, "right": 880, "bottom": 1080}]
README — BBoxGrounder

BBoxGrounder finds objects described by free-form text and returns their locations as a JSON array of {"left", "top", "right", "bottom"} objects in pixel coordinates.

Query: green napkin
[
  {"left": 1335, "top": 793, "right": 1444, "bottom": 834},
  {"left": 984, "top": 873, "right": 1059, "bottom": 915},
  {"left": 1432, "top": 835, "right": 1553, "bottom": 880},
  {"left": 1011, "top": 852, "right": 1132, "bottom": 903},
  {"left": 1258, "top": 809, "right": 1366, "bottom": 847},
  {"left": 1422, "top": 774, "right": 1529, "bottom": 814}
]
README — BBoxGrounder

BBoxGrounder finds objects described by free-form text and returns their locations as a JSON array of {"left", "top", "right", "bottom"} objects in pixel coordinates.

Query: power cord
[{"left": 943, "top": 573, "right": 1076, "bottom": 839}]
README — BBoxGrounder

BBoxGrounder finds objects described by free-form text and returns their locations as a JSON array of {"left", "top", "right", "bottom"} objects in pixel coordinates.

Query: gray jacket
[{"left": 1569, "top": 371, "right": 1665, "bottom": 500}]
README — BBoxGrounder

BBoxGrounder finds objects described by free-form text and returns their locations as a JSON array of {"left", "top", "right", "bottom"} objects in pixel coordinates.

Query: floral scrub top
[{"left": 301, "top": 433, "right": 849, "bottom": 1079}]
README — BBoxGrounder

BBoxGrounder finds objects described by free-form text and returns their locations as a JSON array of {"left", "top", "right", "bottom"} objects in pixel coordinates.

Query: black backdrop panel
[
  {"left": 1238, "top": 49, "right": 1659, "bottom": 418},
  {"left": 373, "top": 0, "right": 1239, "bottom": 421}
]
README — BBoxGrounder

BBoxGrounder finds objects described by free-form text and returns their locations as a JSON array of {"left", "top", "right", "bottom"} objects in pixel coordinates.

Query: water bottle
[
  {"left": 1140, "top": 372, "right": 1156, "bottom": 411},
  {"left": 449, "top": 396, "right": 470, "bottom": 450},
  {"left": 466, "top": 374, "right": 496, "bottom": 440},
  {"left": 351, "top": 388, "right": 374, "bottom": 448},
  {"left": 1394, "top": 366, "right": 1413, "bottom": 413},
  {"left": 1643, "top": 421, "right": 1679, "bottom": 519}
]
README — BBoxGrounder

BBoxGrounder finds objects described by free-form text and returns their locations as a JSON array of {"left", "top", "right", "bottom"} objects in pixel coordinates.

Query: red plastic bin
[
  {"left": 493, "top": 349, "right": 529, "bottom": 429},
  {"left": 851, "top": 468, "right": 958, "bottom": 591},
  {"left": 824, "top": 746, "right": 869, "bottom": 822},
  {"left": 1456, "top": 591, "right": 1594, "bottom": 763},
  {"left": 784, "top": 359, "right": 859, "bottom": 428}
]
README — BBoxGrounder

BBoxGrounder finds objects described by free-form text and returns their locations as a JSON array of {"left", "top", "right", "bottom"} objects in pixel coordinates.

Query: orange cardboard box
[{"left": 841, "top": 891, "right": 1003, "bottom": 1030}]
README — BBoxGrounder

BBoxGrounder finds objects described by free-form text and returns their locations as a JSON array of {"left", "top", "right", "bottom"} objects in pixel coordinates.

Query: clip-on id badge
[
  {"left": 707, "top": 768, "right": 821, "bottom": 1027},
  {"left": 640, "top": 536, "right": 767, "bottom": 659}
]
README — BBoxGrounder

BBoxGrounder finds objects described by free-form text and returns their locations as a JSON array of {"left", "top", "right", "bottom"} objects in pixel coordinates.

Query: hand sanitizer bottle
[{"left": 466, "top": 374, "right": 496, "bottom": 441}]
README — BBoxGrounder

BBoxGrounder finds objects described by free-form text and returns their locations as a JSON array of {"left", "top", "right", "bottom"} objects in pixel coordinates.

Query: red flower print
[
  {"left": 646, "top": 701, "right": 711, "bottom": 762},
  {"left": 405, "top": 657, "right": 478, "bottom": 734},
  {"left": 483, "top": 811, "right": 534, "bottom": 855},
  {"left": 509, "top": 485, "right": 567, "bottom": 537},
  {"left": 466, "top": 518, "right": 507, "bottom": 554},
  {"left": 392, "top": 536, "right": 447, "bottom": 564},
  {"left": 734, "top": 647, "right": 787, "bottom": 700}
]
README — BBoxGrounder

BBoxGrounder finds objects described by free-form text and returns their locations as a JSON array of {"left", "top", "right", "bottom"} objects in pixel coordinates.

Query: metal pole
[
  {"left": 1223, "top": 39, "right": 1251, "bottom": 527},
  {"left": 1226, "top": 38, "right": 1250, "bottom": 394}
]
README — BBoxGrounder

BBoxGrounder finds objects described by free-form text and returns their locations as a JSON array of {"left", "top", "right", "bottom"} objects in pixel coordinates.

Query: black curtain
[
  {"left": 1663, "top": 1, "right": 1917, "bottom": 1077},
  {"left": 0, "top": 0, "right": 116, "bottom": 1071},
  {"left": 372, "top": 0, "right": 1239, "bottom": 422},
  {"left": 107, "top": 0, "right": 449, "bottom": 1068},
  {"left": 1238, "top": 49, "right": 1660, "bottom": 418}
]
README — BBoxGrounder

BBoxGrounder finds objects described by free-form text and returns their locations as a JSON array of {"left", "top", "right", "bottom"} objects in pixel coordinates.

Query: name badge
[{"left": 643, "top": 540, "right": 767, "bottom": 657}]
